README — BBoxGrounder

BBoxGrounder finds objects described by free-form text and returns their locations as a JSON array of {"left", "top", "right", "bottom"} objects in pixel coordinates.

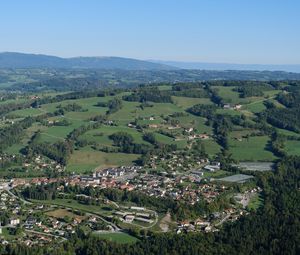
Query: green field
[
  {"left": 10, "top": 107, "right": 44, "bottom": 117},
  {"left": 215, "top": 86, "right": 275, "bottom": 106},
  {"left": 4, "top": 143, "right": 25, "bottom": 154},
  {"left": 80, "top": 125, "right": 147, "bottom": 145},
  {"left": 31, "top": 198, "right": 114, "bottom": 216},
  {"left": 285, "top": 140, "right": 300, "bottom": 155},
  {"left": 202, "top": 139, "right": 221, "bottom": 156},
  {"left": 203, "top": 170, "right": 229, "bottom": 178},
  {"left": 214, "top": 86, "right": 251, "bottom": 104},
  {"left": 275, "top": 128, "right": 300, "bottom": 138},
  {"left": 67, "top": 149, "right": 140, "bottom": 172},
  {"left": 172, "top": 96, "right": 212, "bottom": 109},
  {"left": 174, "top": 114, "right": 212, "bottom": 133},
  {"left": 243, "top": 100, "right": 266, "bottom": 113},
  {"left": 229, "top": 136, "right": 276, "bottom": 161},
  {"left": 109, "top": 101, "right": 184, "bottom": 122},
  {"left": 3, "top": 84, "right": 300, "bottom": 176},
  {"left": 94, "top": 232, "right": 138, "bottom": 244},
  {"left": 247, "top": 194, "right": 264, "bottom": 211}
]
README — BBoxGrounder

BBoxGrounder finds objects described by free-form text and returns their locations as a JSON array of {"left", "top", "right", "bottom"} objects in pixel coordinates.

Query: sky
[{"left": 0, "top": 0, "right": 300, "bottom": 64}]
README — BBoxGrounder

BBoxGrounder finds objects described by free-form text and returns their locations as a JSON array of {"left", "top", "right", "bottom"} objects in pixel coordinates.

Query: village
[{"left": 0, "top": 158, "right": 261, "bottom": 246}]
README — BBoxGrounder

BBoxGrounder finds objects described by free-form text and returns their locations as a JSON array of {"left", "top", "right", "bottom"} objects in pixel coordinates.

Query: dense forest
[{"left": 123, "top": 87, "right": 173, "bottom": 103}]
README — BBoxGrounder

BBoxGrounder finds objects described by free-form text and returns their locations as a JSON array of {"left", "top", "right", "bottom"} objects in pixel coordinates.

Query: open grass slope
[
  {"left": 67, "top": 148, "right": 140, "bottom": 173},
  {"left": 4, "top": 85, "right": 300, "bottom": 175},
  {"left": 172, "top": 96, "right": 213, "bottom": 109},
  {"left": 94, "top": 232, "right": 138, "bottom": 244},
  {"left": 229, "top": 135, "right": 276, "bottom": 161}
]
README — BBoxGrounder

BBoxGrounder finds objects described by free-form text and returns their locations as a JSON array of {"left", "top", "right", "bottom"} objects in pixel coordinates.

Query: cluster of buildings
[
  {"left": 113, "top": 206, "right": 155, "bottom": 224},
  {"left": 0, "top": 156, "right": 261, "bottom": 244},
  {"left": 0, "top": 189, "right": 112, "bottom": 246},
  {"left": 148, "top": 151, "right": 210, "bottom": 172},
  {"left": 23, "top": 155, "right": 65, "bottom": 173},
  {"left": 223, "top": 104, "right": 242, "bottom": 110}
]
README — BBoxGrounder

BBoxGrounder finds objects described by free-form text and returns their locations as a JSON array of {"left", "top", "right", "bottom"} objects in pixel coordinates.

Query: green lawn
[
  {"left": 94, "top": 232, "right": 138, "bottom": 244},
  {"left": 35, "top": 118, "right": 86, "bottom": 143},
  {"left": 275, "top": 128, "right": 300, "bottom": 138},
  {"left": 285, "top": 140, "right": 300, "bottom": 156},
  {"left": 201, "top": 139, "right": 221, "bottom": 156},
  {"left": 174, "top": 114, "right": 212, "bottom": 134},
  {"left": 214, "top": 86, "right": 243, "bottom": 104},
  {"left": 10, "top": 107, "right": 44, "bottom": 117},
  {"left": 1, "top": 227, "right": 23, "bottom": 240},
  {"left": 42, "top": 96, "right": 110, "bottom": 110},
  {"left": 31, "top": 198, "right": 110, "bottom": 213},
  {"left": 215, "top": 86, "right": 267, "bottom": 105},
  {"left": 158, "top": 85, "right": 172, "bottom": 91},
  {"left": 80, "top": 125, "right": 148, "bottom": 145},
  {"left": 203, "top": 170, "right": 230, "bottom": 178},
  {"left": 247, "top": 193, "right": 264, "bottom": 211},
  {"left": 153, "top": 132, "right": 186, "bottom": 148},
  {"left": 216, "top": 109, "right": 242, "bottom": 116},
  {"left": 4, "top": 143, "right": 25, "bottom": 154},
  {"left": 4, "top": 122, "right": 43, "bottom": 154},
  {"left": 229, "top": 135, "right": 276, "bottom": 161},
  {"left": 109, "top": 101, "right": 184, "bottom": 122},
  {"left": 243, "top": 101, "right": 266, "bottom": 113},
  {"left": 67, "top": 149, "right": 140, "bottom": 173},
  {"left": 172, "top": 96, "right": 212, "bottom": 109},
  {"left": 230, "top": 129, "right": 258, "bottom": 139}
]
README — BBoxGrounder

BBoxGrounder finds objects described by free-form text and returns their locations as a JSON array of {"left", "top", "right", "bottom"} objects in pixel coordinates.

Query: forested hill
[
  {"left": 2, "top": 68, "right": 300, "bottom": 92},
  {"left": 0, "top": 52, "right": 175, "bottom": 70}
]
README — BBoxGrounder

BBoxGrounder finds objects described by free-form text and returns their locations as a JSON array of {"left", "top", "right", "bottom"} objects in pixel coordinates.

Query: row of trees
[
  {"left": 109, "top": 132, "right": 152, "bottom": 154},
  {"left": 123, "top": 87, "right": 173, "bottom": 103},
  {"left": 0, "top": 116, "right": 36, "bottom": 152}
]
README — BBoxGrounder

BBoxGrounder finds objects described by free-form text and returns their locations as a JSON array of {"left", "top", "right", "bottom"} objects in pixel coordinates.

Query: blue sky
[{"left": 0, "top": 0, "right": 299, "bottom": 64}]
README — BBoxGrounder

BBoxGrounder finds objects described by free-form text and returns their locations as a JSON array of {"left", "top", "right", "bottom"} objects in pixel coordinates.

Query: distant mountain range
[
  {"left": 0, "top": 52, "right": 300, "bottom": 73},
  {"left": 0, "top": 52, "right": 175, "bottom": 70},
  {"left": 153, "top": 60, "right": 300, "bottom": 73}
]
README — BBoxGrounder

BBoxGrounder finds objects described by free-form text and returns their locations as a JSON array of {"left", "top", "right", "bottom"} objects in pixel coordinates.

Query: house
[
  {"left": 205, "top": 226, "right": 212, "bottom": 232},
  {"left": 185, "top": 127, "right": 194, "bottom": 133},
  {"left": 234, "top": 104, "right": 242, "bottom": 110},
  {"left": 199, "top": 134, "right": 209, "bottom": 139},
  {"left": 124, "top": 215, "right": 135, "bottom": 223},
  {"left": 131, "top": 206, "right": 145, "bottom": 211},
  {"left": 204, "top": 162, "right": 220, "bottom": 172},
  {"left": 135, "top": 217, "right": 154, "bottom": 224},
  {"left": 148, "top": 124, "right": 158, "bottom": 128},
  {"left": 10, "top": 218, "right": 20, "bottom": 226}
]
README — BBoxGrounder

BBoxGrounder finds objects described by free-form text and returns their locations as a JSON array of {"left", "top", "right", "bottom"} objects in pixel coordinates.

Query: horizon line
[{"left": 1, "top": 51, "right": 300, "bottom": 66}]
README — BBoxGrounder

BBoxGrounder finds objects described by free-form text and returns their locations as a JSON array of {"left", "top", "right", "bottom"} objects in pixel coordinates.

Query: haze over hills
[
  {"left": 1, "top": 52, "right": 300, "bottom": 73},
  {"left": 153, "top": 60, "right": 300, "bottom": 73},
  {"left": 0, "top": 52, "right": 175, "bottom": 70}
]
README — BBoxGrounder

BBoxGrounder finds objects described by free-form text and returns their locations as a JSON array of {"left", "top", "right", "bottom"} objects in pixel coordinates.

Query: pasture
[
  {"left": 94, "top": 232, "right": 138, "bottom": 244},
  {"left": 285, "top": 140, "right": 300, "bottom": 155},
  {"left": 229, "top": 135, "right": 276, "bottom": 161},
  {"left": 67, "top": 149, "right": 140, "bottom": 173},
  {"left": 172, "top": 96, "right": 212, "bottom": 109}
]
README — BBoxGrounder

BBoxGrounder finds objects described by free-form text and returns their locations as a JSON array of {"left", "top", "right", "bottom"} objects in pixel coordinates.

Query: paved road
[
  {"left": 214, "top": 214, "right": 230, "bottom": 227},
  {"left": 30, "top": 201, "right": 121, "bottom": 231},
  {"left": 6, "top": 188, "right": 32, "bottom": 205},
  {"left": 25, "top": 229, "right": 67, "bottom": 242}
]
